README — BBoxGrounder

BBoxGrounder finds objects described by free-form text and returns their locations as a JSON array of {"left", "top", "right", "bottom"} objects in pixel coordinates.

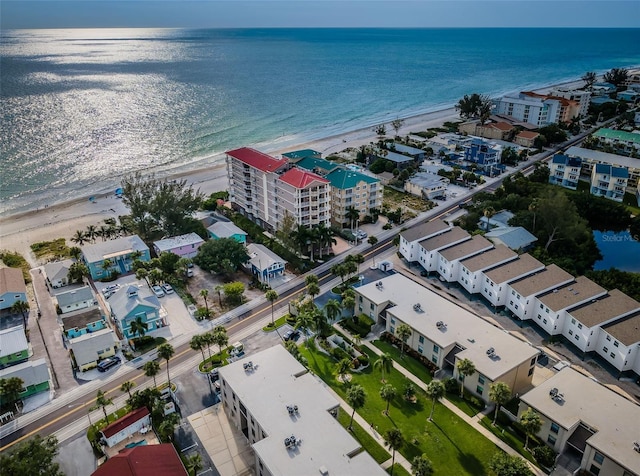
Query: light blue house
[
  {"left": 81, "top": 235, "right": 150, "bottom": 281},
  {"left": 108, "top": 285, "right": 163, "bottom": 340},
  {"left": 207, "top": 221, "right": 248, "bottom": 244},
  {"left": 62, "top": 307, "right": 107, "bottom": 339},
  {"left": 618, "top": 90, "right": 640, "bottom": 103},
  {"left": 0, "top": 268, "right": 27, "bottom": 311}
]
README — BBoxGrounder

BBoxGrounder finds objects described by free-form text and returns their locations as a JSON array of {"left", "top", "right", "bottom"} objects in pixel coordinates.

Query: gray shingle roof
[
  {"left": 69, "top": 329, "right": 117, "bottom": 367},
  {"left": 400, "top": 219, "right": 451, "bottom": 243},
  {"left": 108, "top": 284, "right": 159, "bottom": 319},
  {"left": 0, "top": 325, "right": 28, "bottom": 357},
  {"left": 485, "top": 226, "right": 538, "bottom": 251},
  {"left": 44, "top": 259, "right": 74, "bottom": 283},
  {"left": 0, "top": 358, "right": 49, "bottom": 387}
]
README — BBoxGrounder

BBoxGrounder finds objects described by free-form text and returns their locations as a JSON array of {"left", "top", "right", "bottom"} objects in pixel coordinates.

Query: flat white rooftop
[
  {"left": 218, "top": 345, "right": 385, "bottom": 476},
  {"left": 357, "top": 274, "right": 538, "bottom": 381},
  {"left": 520, "top": 368, "right": 640, "bottom": 474}
]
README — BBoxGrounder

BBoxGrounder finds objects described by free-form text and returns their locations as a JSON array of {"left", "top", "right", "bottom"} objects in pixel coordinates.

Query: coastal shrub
[
  {"left": 532, "top": 445, "right": 556, "bottom": 468},
  {"left": 0, "top": 251, "right": 31, "bottom": 283},
  {"left": 444, "top": 377, "right": 460, "bottom": 395},
  {"left": 330, "top": 346, "right": 350, "bottom": 361},
  {"left": 357, "top": 354, "right": 369, "bottom": 366}
]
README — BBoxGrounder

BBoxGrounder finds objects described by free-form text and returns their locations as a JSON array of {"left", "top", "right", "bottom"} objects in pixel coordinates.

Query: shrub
[
  {"left": 444, "top": 377, "right": 460, "bottom": 394},
  {"left": 532, "top": 445, "right": 556, "bottom": 468},
  {"left": 357, "top": 354, "right": 369, "bottom": 365},
  {"left": 330, "top": 346, "right": 350, "bottom": 361}
]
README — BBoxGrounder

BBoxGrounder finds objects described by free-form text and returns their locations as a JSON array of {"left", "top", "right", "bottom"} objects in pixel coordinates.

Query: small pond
[{"left": 593, "top": 230, "right": 640, "bottom": 272}]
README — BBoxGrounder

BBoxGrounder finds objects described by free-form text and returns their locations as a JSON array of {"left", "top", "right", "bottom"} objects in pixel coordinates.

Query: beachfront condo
[
  {"left": 493, "top": 91, "right": 580, "bottom": 126},
  {"left": 226, "top": 147, "right": 331, "bottom": 232}
]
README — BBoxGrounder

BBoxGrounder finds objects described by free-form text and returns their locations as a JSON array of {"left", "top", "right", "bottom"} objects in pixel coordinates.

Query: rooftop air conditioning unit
[
  {"left": 486, "top": 347, "right": 495, "bottom": 356},
  {"left": 436, "top": 321, "right": 444, "bottom": 328},
  {"left": 633, "top": 441, "right": 640, "bottom": 453},
  {"left": 549, "top": 387, "right": 558, "bottom": 398}
]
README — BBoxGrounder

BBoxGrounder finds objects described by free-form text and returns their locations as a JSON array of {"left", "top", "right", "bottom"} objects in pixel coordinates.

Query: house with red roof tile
[{"left": 92, "top": 443, "right": 188, "bottom": 476}]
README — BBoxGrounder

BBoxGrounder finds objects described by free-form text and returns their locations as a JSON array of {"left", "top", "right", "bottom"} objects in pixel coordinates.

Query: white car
[
  {"left": 162, "top": 283, "right": 174, "bottom": 294},
  {"left": 152, "top": 285, "right": 165, "bottom": 298},
  {"left": 356, "top": 229, "right": 367, "bottom": 239}
]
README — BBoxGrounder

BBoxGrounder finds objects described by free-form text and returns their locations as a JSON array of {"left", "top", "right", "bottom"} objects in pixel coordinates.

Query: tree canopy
[
  {"left": 121, "top": 172, "right": 204, "bottom": 243},
  {"left": 489, "top": 452, "right": 533, "bottom": 476},
  {"left": 194, "top": 238, "right": 249, "bottom": 275},
  {"left": 0, "top": 435, "right": 65, "bottom": 476},
  {"left": 455, "top": 93, "right": 493, "bottom": 124}
]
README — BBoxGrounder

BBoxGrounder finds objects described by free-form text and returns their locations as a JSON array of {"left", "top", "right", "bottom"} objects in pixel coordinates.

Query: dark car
[
  {"left": 283, "top": 329, "right": 300, "bottom": 341},
  {"left": 97, "top": 356, "right": 121, "bottom": 372},
  {"left": 420, "top": 270, "right": 429, "bottom": 277}
]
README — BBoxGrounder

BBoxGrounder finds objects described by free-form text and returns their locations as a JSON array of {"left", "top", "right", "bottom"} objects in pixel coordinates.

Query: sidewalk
[{"left": 334, "top": 324, "right": 546, "bottom": 476}]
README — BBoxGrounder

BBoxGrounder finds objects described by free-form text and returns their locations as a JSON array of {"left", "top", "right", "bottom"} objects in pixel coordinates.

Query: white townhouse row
[
  {"left": 353, "top": 274, "right": 539, "bottom": 402},
  {"left": 400, "top": 219, "right": 640, "bottom": 379},
  {"left": 518, "top": 367, "right": 640, "bottom": 476}
]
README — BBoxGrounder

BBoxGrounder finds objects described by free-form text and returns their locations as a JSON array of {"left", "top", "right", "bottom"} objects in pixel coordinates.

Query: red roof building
[
  {"left": 226, "top": 147, "right": 286, "bottom": 173},
  {"left": 101, "top": 407, "right": 150, "bottom": 439},
  {"left": 278, "top": 168, "right": 329, "bottom": 189},
  {"left": 92, "top": 443, "right": 188, "bottom": 476}
]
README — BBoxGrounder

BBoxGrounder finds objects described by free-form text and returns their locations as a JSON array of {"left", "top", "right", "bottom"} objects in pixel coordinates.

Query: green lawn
[
  {"left": 198, "top": 349, "right": 231, "bottom": 372},
  {"left": 371, "top": 339, "right": 433, "bottom": 385},
  {"left": 262, "top": 314, "right": 289, "bottom": 332},
  {"left": 336, "top": 407, "right": 390, "bottom": 464},
  {"left": 133, "top": 336, "right": 167, "bottom": 354},
  {"left": 446, "top": 391, "right": 485, "bottom": 418},
  {"left": 301, "top": 345, "right": 499, "bottom": 475}
]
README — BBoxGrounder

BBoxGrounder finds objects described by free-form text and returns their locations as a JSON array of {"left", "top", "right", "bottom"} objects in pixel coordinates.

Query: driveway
[{"left": 56, "top": 431, "right": 97, "bottom": 476}]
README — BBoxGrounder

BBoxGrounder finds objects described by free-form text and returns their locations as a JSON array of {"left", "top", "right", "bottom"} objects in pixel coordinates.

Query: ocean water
[{"left": 1, "top": 27, "right": 640, "bottom": 216}]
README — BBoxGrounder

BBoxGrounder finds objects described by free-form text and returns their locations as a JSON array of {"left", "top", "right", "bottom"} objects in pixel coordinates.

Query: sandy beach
[{"left": 0, "top": 77, "right": 585, "bottom": 266}]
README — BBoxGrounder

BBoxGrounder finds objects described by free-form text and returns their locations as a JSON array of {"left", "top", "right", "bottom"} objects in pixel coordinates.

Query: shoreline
[{"left": 0, "top": 75, "right": 588, "bottom": 263}]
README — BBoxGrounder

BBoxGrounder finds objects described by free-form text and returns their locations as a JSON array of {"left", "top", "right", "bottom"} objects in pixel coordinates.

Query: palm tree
[
  {"left": 345, "top": 384, "right": 366, "bottom": 431},
  {"left": 10, "top": 300, "right": 29, "bottom": 330},
  {"left": 202, "top": 332, "right": 215, "bottom": 360},
  {"left": 129, "top": 316, "right": 148, "bottom": 341},
  {"left": 158, "top": 343, "right": 175, "bottom": 386},
  {"left": 374, "top": 353, "right": 393, "bottom": 382},
  {"left": 85, "top": 225, "right": 98, "bottom": 243},
  {"left": 100, "top": 258, "right": 113, "bottom": 278},
  {"left": 68, "top": 262, "right": 90, "bottom": 284},
  {"left": 456, "top": 358, "right": 476, "bottom": 398},
  {"left": 95, "top": 390, "right": 113, "bottom": 424},
  {"left": 158, "top": 413, "right": 180, "bottom": 442},
  {"left": 135, "top": 267, "right": 150, "bottom": 287},
  {"left": 315, "top": 223, "right": 336, "bottom": 258},
  {"left": 581, "top": 71, "right": 597, "bottom": 90},
  {"left": 383, "top": 428, "right": 404, "bottom": 476},
  {"left": 396, "top": 323, "right": 412, "bottom": 359},
  {"left": 528, "top": 198, "right": 539, "bottom": 233},
  {"left": 295, "top": 310, "right": 315, "bottom": 347},
  {"left": 324, "top": 299, "right": 342, "bottom": 322},
  {"left": 69, "top": 246, "right": 82, "bottom": 260},
  {"left": 411, "top": 454, "right": 434, "bottom": 476},
  {"left": 185, "top": 453, "right": 203, "bottom": 476},
  {"left": 520, "top": 408, "right": 543, "bottom": 450},
  {"left": 120, "top": 381, "right": 135, "bottom": 399},
  {"left": 379, "top": 383, "right": 397, "bottom": 416},
  {"left": 489, "top": 381, "right": 511, "bottom": 425},
  {"left": 265, "top": 289, "right": 279, "bottom": 326},
  {"left": 148, "top": 268, "right": 163, "bottom": 286},
  {"left": 483, "top": 206, "right": 496, "bottom": 232},
  {"left": 425, "top": 380, "right": 445, "bottom": 422},
  {"left": 71, "top": 230, "right": 87, "bottom": 245},
  {"left": 143, "top": 360, "right": 161, "bottom": 388},
  {"left": 190, "top": 335, "right": 206, "bottom": 363},
  {"left": 345, "top": 206, "right": 360, "bottom": 231},
  {"left": 350, "top": 253, "right": 365, "bottom": 273},
  {"left": 214, "top": 284, "right": 224, "bottom": 307},
  {"left": 211, "top": 326, "right": 228, "bottom": 357},
  {"left": 98, "top": 225, "right": 110, "bottom": 242},
  {"left": 200, "top": 289, "right": 210, "bottom": 316},
  {"left": 306, "top": 282, "right": 320, "bottom": 302},
  {"left": 335, "top": 358, "right": 352, "bottom": 384}
]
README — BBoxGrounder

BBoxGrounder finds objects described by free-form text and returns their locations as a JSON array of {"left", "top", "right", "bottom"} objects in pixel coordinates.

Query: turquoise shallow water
[{"left": 1, "top": 27, "right": 639, "bottom": 215}]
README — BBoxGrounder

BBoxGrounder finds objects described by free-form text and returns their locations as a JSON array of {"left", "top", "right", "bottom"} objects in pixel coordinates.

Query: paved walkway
[{"left": 332, "top": 324, "right": 546, "bottom": 476}]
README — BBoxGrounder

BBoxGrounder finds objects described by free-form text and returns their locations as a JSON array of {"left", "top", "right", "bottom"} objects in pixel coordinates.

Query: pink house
[{"left": 153, "top": 233, "right": 204, "bottom": 259}]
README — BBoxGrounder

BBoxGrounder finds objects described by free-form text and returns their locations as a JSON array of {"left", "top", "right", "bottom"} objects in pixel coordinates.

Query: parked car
[
  {"left": 97, "top": 356, "right": 121, "bottom": 372},
  {"left": 102, "top": 284, "right": 119, "bottom": 295},
  {"left": 283, "top": 329, "right": 300, "bottom": 341},
  {"left": 420, "top": 270, "right": 429, "bottom": 277},
  {"left": 186, "top": 268, "right": 194, "bottom": 278},
  {"left": 152, "top": 285, "right": 165, "bottom": 298},
  {"left": 162, "top": 283, "right": 174, "bottom": 294},
  {"left": 356, "top": 229, "right": 368, "bottom": 239},
  {"left": 209, "top": 368, "right": 219, "bottom": 382}
]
